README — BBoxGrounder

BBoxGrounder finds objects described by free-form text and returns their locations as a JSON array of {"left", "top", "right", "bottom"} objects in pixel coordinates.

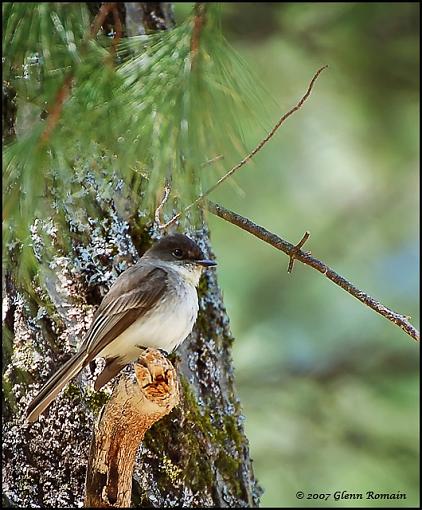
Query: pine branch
[
  {"left": 190, "top": 3, "right": 207, "bottom": 66},
  {"left": 111, "top": 3, "right": 123, "bottom": 56},
  {"left": 40, "top": 3, "right": 120, "bottom": 145},
  {"left": 90, "top": 2, "right": 115, "bottom": 37},
  {"left": 207, "top": 200, "right": 420, "bottom": 343},
  {"left": 160, "top": 65, "right": 328, "bottom": 229},
  {"left": 40, "top": 74, "right": 73, "bottom": 145}
]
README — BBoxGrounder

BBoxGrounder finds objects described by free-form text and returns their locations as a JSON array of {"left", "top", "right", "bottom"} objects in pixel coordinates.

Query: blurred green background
[{"left": 177, "top": 3, "right": 419, "bottom": 507}]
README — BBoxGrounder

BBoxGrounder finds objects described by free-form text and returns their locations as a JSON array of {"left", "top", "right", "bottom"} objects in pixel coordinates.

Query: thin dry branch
[
  {"left": 154, "top": 180, "right": 172, "bottom": 227},
  {"left": 201, "top": 154, "right": 224, "bottom": 167},
  {"left": 288, "top": 230, "right": 311, "bottom": 273},
  {"left": 84, "top": 349, "right": 180, "bottom": 507},
  {"left": 160, "top": 65, "right": 328, "bottom": 230},
  {"left": 208, "top": 200, "right": 419, "bottom": 343}
]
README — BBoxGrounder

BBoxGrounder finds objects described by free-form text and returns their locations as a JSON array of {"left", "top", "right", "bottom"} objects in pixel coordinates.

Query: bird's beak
[{"left": 196, "top": 259, "right": 217, "bottom": 267}]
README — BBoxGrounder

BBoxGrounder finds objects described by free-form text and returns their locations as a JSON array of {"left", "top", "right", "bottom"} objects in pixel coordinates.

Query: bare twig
[
  {"left": 154, "top": 180, "right": 172, "bottom": 227},
  {"left": 208, "top": 200, "right": 419, "bottom": 343},
  {"left": 84, "top": 349, "right": 179, "bottom": 507},
  {"left": 201, "top": 154, "right": 224, "bottom": 167},
  {"left": 288, "top": 231, "right": 310, "bottom": 273},
  {"left": 160, "top": 65, "right": 328, "bottom": 229}
]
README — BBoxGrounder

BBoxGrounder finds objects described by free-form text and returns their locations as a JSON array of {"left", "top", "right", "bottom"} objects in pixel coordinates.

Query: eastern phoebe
[{"left": 26, "top": 233, "right": 216, "bottom": 422}]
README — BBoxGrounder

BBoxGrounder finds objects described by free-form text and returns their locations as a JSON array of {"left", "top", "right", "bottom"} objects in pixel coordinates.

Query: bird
[{"left": 26, "top": 233, "right": 216, "bottom": 422}]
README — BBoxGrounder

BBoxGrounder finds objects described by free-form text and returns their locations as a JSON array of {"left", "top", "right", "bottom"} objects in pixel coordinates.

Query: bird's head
[{"left": 143, "top": 233, "right": 217, "bottom": 286}]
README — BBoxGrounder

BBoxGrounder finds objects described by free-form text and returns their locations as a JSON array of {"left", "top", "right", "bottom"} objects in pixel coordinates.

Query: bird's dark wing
[
  {"left": 82, "top": 265, "right": 168, "bottom": 361},
  {"left": 26, "top": 265, "right": 168, "bottom": 422}
]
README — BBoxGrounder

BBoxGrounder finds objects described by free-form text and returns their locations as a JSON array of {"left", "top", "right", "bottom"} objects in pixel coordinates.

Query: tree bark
[
  {"left": 2, "top": 3, "right": 261, "bottom": 508},
  {"left": 2, "top": 82, "right": 17, "bottom": 144}
]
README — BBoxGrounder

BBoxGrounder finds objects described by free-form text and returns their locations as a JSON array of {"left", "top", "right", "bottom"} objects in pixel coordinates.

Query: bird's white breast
[{"left": 98, "top": 276, "right": 199, "bottom": 362}]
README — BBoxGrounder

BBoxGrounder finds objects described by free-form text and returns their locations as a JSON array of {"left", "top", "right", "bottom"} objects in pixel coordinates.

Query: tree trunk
[{"left": 2, "top": 3, "right": 261, "bottom": 508}]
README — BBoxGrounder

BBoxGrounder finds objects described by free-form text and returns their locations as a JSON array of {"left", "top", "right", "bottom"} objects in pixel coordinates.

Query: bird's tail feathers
[{"left": 26, "top": 350, "right": 87, "bottom": 423}]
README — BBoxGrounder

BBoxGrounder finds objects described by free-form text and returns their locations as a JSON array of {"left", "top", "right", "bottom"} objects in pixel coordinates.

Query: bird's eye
[{"left": 172, "top": 249, "right": 184, "bottom": 259}]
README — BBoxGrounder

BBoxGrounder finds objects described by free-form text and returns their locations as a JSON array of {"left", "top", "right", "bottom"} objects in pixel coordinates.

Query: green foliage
[
  {"left": 3, "top": 3, "right": 91, "bottom": 87},
  {"left": 3, "top": 2, "right": 263, "bottom": 284}
]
